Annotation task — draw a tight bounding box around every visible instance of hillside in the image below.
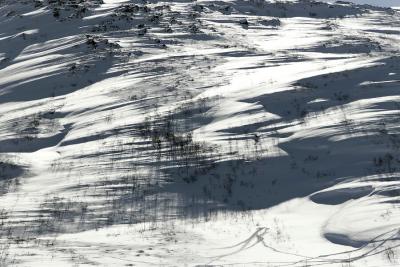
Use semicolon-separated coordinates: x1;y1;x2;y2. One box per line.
0;0;399;266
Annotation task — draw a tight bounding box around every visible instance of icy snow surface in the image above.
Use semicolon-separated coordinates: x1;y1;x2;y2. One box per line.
0;0;400;266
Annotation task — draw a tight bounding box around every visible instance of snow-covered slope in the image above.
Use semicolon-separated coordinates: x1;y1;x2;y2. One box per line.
0;0;399;266
322;0;399;8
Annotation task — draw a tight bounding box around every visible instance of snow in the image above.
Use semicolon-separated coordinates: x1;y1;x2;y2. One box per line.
0;0;399;266
322;1;400;8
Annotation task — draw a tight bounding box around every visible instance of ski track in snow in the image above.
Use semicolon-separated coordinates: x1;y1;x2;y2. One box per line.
0;0;400;266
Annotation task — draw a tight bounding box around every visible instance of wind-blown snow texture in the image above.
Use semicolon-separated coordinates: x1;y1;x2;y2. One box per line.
0;0;400;266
